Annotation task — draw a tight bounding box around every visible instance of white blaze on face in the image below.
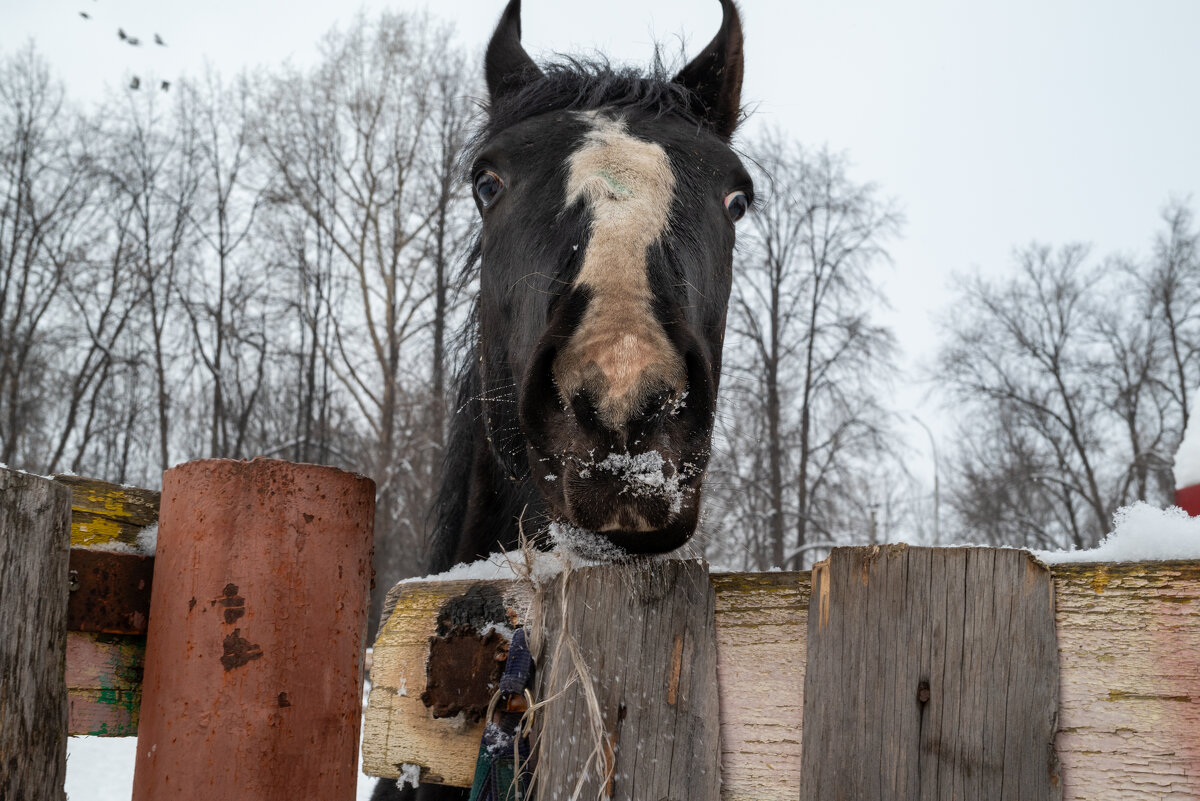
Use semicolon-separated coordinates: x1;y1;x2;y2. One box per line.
554;113;685;428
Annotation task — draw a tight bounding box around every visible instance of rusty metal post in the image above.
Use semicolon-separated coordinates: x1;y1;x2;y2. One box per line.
132;458;375;801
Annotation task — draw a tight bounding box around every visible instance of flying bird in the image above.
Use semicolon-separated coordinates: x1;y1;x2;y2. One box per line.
79;11;90;19
130;76;140;90
154;34;165;46
127;36;141;46
160;81;170;92
118;27;127;40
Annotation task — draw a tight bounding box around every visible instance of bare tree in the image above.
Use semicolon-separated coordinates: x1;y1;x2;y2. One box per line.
176;71;269;458
936;226;1195;549
708;131;901;570
1142;199;1200;435
258;12;476;624
0;46;95;467
99;82;200;473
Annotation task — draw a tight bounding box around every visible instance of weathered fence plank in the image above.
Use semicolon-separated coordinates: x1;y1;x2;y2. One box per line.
368;550;1200;798
711;572;808;801
533;560;721;801
363;568;810;794
0;467;73;801
1054;561;1200;800
800;546;1060;801
58;476;157;737
364;577;532;786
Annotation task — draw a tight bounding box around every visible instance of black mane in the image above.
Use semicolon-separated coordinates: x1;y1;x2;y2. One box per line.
468;57;706;164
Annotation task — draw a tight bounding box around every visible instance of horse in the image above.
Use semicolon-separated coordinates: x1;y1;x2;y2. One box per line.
376;0;749;797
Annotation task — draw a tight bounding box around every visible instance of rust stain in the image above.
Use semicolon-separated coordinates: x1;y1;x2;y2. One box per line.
217;583;246;624
220;629;263;671
1091;567;1113;595
667;633;683;706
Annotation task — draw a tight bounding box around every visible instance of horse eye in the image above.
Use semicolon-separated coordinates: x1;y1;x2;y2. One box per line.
724;190;749;223
474;170;504;208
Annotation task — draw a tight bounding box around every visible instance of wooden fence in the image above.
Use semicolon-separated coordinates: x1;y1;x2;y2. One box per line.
363;549;1200;800
2;462;1199;800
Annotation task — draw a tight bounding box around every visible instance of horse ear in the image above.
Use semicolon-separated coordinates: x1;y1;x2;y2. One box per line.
673;0;744;140
486;0;543;101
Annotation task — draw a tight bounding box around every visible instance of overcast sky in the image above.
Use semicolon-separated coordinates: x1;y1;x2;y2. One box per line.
4;0;1200;463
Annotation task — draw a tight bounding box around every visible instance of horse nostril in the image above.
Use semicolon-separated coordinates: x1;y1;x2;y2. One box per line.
637;389;673;422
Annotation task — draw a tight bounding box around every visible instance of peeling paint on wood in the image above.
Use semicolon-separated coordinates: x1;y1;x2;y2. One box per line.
59;477;158;738
54;475;159;528
362;578;533;786
65;631;145;736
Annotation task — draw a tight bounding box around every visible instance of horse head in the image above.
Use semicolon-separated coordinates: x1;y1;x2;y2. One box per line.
452;0;750;560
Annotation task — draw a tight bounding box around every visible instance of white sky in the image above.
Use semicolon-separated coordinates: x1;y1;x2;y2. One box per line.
4;0;1200;467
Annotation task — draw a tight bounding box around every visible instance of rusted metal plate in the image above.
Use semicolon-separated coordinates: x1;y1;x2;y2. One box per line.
67;548;154;634
420;584;513;720
422;630;508;720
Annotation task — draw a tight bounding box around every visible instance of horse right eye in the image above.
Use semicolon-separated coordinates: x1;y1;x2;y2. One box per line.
474;171;504;208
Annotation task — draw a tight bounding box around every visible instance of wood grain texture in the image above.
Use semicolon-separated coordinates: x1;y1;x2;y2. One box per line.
65;631;145;736
711;571;808;800
800;546;1060;801
365;556;1200;798
532;560;721;801
1053;561;1200;800
0;467;73;801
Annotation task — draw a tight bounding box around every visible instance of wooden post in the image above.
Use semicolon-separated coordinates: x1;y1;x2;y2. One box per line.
131;458;375;801
0;467;73;801
57;476;160;737
533;559;721;801
800;545;1060;801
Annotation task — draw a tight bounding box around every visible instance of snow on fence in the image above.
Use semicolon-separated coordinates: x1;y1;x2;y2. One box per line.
3;462;1200;800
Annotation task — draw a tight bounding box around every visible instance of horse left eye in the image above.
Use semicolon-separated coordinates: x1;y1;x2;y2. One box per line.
724;190;749;223
474;170;504;208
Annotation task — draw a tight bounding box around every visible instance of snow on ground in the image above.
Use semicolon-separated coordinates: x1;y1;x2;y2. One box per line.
1033;501;1200;563
1175;402;1200;489
66;725;383;800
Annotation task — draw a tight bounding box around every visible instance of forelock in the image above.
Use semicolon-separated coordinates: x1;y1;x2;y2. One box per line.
465;58;703;168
